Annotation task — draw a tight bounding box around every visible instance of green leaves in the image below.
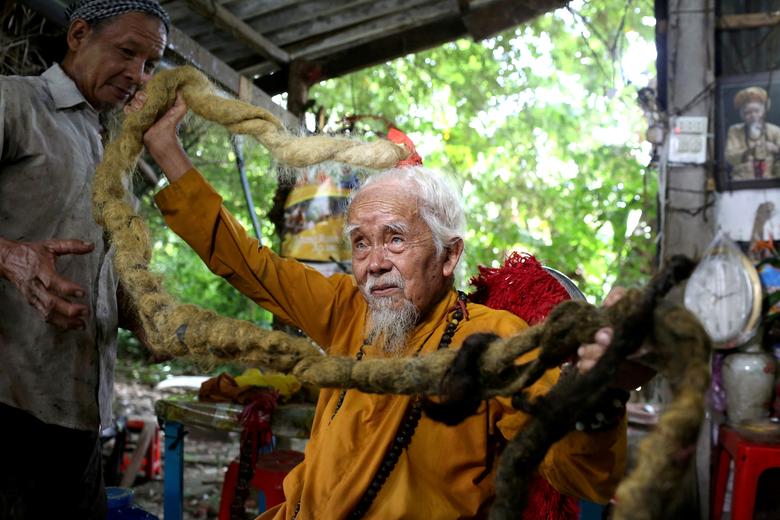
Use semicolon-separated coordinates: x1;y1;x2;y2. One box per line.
311;0;657;300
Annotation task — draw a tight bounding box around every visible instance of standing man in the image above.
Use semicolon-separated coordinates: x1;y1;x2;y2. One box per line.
0;1;169;517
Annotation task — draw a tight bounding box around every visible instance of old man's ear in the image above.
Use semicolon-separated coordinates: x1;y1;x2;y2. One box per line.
66;18;93;52
443;239;464;277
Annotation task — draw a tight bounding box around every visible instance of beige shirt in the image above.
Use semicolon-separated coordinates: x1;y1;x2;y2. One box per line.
0;64;118;430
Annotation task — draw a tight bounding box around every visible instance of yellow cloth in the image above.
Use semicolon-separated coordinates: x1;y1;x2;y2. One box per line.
155;169;626;520
234;368;301;400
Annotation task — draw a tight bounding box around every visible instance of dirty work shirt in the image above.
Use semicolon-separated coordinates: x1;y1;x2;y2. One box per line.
155;169;626;519
0;64;118;430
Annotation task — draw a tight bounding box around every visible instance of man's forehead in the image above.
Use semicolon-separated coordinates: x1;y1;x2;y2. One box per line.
100;12;167;53
66;0;170;33
347;217;410;235
348;192;421;227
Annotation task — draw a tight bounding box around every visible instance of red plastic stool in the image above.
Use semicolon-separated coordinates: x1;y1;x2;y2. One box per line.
120;417;162;480
712;425;780;519
219;450;304;519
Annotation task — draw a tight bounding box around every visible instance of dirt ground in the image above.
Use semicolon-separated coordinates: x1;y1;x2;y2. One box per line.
112;378;243;519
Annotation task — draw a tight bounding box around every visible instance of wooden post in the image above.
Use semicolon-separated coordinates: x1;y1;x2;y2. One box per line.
268;60;310;245
660;0;715;264
661;1;716;517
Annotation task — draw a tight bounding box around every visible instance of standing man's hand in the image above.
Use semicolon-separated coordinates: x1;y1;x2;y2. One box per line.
0;238;94;330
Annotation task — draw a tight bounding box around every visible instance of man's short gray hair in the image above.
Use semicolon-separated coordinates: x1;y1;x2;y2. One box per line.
348;166;466;257
65;0;171;33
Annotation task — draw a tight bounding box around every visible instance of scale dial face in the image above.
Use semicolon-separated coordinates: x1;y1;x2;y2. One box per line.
683;251;761;347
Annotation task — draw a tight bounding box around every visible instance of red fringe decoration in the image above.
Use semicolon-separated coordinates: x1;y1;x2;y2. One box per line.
523;475;581;520
469;252;571;325
470;251;579;520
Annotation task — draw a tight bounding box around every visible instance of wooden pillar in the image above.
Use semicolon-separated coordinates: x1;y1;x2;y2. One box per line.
659;0;716;264
287;60;311;121
660;1;716;516
268;60;310;246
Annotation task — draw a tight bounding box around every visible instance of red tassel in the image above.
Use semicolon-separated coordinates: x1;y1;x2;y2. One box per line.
468;252;571;325
387;127;423;166
523;475;580;520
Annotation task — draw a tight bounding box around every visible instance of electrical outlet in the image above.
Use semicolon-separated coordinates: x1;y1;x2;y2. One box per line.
673;116;708;134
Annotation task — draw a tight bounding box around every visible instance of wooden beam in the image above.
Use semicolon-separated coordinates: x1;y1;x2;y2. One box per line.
253;16;467;96
183;0;386;53
717;12;780;30
166;26;300;128
192;0;419;68
182;0;291;65
223;0;311;20
253;0;376;29
288;0;458;61
239;61;280;80
462;0;568;40
261;0;437;48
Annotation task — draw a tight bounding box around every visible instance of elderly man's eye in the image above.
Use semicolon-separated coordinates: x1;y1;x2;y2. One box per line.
387;236;405;251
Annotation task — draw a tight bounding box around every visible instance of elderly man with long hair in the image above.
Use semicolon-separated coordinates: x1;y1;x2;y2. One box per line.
121;87;650;518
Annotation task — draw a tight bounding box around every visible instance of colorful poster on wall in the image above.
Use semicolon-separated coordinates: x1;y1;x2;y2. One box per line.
281;165;358;267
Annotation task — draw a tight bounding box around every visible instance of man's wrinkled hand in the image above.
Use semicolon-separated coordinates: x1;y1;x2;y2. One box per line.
0;238;94;330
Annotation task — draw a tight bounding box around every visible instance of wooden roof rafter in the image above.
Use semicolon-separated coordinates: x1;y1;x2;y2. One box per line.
159;0;569;95
182;0;290;65
19;0;570;105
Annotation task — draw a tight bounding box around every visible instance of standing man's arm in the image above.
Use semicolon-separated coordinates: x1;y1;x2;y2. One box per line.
0;78;94;330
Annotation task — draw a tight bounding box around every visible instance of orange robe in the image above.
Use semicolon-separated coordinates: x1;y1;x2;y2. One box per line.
155;169;626;520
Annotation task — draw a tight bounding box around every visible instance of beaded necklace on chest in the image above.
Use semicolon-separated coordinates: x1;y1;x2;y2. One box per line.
292;291;469;520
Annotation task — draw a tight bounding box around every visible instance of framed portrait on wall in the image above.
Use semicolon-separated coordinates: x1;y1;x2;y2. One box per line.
717;72;780;190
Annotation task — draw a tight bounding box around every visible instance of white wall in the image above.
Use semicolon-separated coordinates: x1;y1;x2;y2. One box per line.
715;189;780;241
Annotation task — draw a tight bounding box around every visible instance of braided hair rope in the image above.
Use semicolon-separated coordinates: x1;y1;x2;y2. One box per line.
93;66;711;518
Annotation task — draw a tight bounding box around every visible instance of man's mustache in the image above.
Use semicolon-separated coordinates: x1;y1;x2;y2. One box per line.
365;273;405;293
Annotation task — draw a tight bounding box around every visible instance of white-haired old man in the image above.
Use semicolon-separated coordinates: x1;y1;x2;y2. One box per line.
127;93;648;519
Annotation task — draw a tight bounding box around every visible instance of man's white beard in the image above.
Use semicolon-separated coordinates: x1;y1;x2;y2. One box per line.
363;275;419;355
748;122;764;140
